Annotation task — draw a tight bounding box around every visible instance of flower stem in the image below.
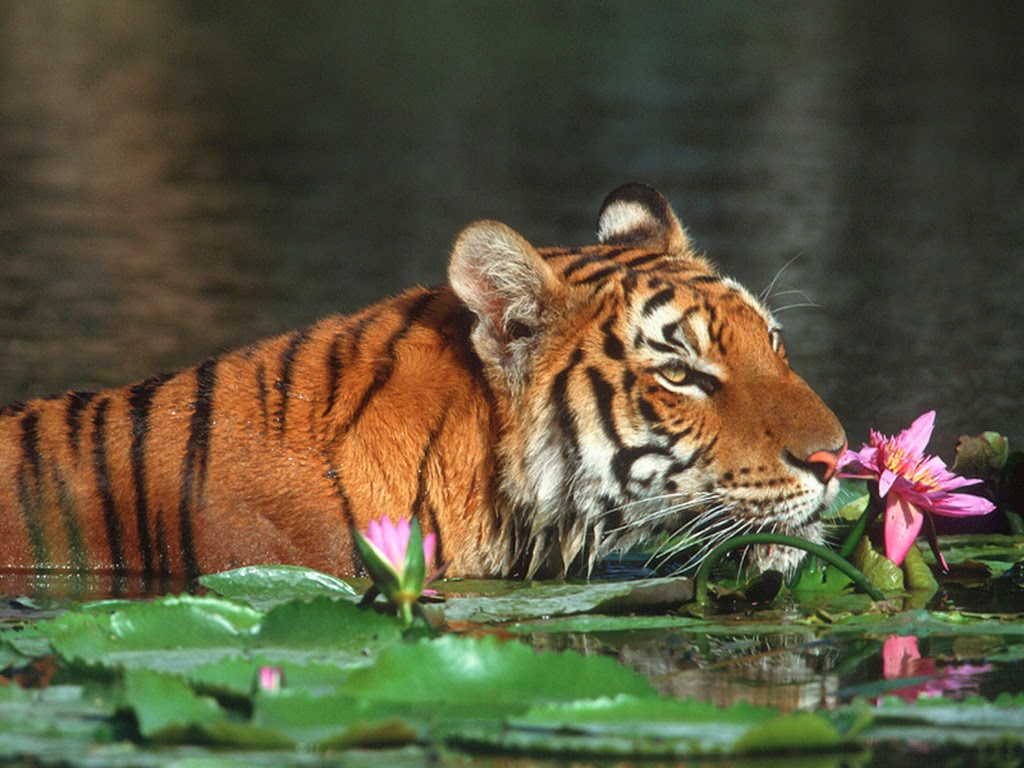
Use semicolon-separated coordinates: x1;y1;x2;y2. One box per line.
693;533;887;607
838;497;879;560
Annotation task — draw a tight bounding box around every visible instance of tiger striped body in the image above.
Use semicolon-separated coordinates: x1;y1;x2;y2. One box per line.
0;185;846;586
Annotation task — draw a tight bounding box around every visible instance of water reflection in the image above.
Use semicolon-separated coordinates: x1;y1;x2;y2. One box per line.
0;2;1020;453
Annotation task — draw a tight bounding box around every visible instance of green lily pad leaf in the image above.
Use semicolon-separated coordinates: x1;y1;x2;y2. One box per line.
252;597;402;664
124;668;291;748
455;695;845;757
200;565;358;610
902;542;939;594
250;635;657;747
124;668;226;740
442;577;692;623
254;689;424;747
48;596;262;672
187;655;357;699
342;634;656;714
864;694;1024;745
732;711;842;753
851;537;904;592
823;479;870;522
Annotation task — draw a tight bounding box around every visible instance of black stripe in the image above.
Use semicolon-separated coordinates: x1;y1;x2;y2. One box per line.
559;246;632;279
275;327;313;434
600;317;625;360
410;399;453;566
638;396;659;424
643;336;678;355
550;350;585;541
65;390;97;454
612;444;673;490
687;274;721;285
585;367;620;446
322;332;346;417
707;303;726;354
179;359;218;584
91;397;126;582
255;362;269;432
622;251;663;270
641;287;675;316
128;373;173;583
17;411;48;567
322;311;375;418
552;348;584;447
561;254;603;279
51;466;88;573
577;264;620;284
340;292;437;435
2;401;27;418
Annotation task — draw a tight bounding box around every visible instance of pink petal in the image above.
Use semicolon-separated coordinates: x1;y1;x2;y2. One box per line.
878;468;900;496
885;494;925;566
366;518;381;547
899;411;936;456
924;492;996;518
379;518;407;569
422;532;437;571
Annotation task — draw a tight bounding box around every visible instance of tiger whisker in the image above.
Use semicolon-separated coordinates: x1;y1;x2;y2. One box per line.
772;301;820;314
759;253;804;303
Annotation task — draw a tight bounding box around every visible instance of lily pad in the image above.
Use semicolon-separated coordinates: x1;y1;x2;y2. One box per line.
441;577;692;623
200;565;357;610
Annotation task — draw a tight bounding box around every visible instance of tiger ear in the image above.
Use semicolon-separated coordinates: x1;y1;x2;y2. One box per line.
449;220;561;381
596;183;690;254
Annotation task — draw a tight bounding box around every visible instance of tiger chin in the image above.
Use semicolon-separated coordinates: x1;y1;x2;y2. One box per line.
0;183;845;587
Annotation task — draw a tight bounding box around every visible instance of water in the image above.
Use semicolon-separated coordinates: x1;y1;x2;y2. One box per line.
1;2;1021;452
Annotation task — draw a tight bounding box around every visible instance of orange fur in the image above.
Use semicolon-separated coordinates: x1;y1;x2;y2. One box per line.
0;184;845;586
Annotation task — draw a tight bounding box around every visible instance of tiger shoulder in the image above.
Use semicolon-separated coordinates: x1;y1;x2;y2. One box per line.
0;183;846;587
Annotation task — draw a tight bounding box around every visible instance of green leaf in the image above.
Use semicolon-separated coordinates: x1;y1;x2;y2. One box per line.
200;565;357;610
453;695;845;757
442;577;692;623
732;711;842;753
253;597;402;664
48;596;261;673
342;634;655;714
851;537;904;592
824;479;870;522
124;668;226;740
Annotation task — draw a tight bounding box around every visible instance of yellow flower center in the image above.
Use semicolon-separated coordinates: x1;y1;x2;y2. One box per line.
881;440;941;491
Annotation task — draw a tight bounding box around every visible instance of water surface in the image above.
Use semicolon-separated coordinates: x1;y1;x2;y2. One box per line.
1;2;1021;452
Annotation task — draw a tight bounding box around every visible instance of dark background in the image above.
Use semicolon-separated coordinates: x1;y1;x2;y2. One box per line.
1;1;1021;454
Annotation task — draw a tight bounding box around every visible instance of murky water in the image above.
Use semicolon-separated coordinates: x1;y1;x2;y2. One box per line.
1;1;1021;453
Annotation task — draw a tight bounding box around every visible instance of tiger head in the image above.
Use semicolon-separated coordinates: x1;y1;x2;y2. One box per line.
450;184;846;578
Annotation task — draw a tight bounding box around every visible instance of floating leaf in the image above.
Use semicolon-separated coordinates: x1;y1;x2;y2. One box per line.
48;596;261;673
442;577;692;623
200;565;357;610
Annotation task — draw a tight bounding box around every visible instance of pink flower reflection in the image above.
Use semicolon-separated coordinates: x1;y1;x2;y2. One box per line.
881;635;990;703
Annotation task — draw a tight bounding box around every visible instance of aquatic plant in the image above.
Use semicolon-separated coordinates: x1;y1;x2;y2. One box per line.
838;411;995;567
352;516;443;626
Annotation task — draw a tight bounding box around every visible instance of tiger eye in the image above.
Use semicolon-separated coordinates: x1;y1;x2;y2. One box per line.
659;365;689;385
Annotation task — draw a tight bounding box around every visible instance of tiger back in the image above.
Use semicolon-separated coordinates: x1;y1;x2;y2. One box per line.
0;184;846;587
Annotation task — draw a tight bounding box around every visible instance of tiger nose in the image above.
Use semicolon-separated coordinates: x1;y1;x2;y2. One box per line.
804;444;846;483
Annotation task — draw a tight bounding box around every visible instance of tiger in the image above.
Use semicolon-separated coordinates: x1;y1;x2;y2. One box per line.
0;184;846;590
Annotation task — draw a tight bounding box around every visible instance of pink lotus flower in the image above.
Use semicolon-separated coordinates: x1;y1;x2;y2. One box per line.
838;411;995;567
352;516;443;626
257;665;284;693
363;516;437;579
